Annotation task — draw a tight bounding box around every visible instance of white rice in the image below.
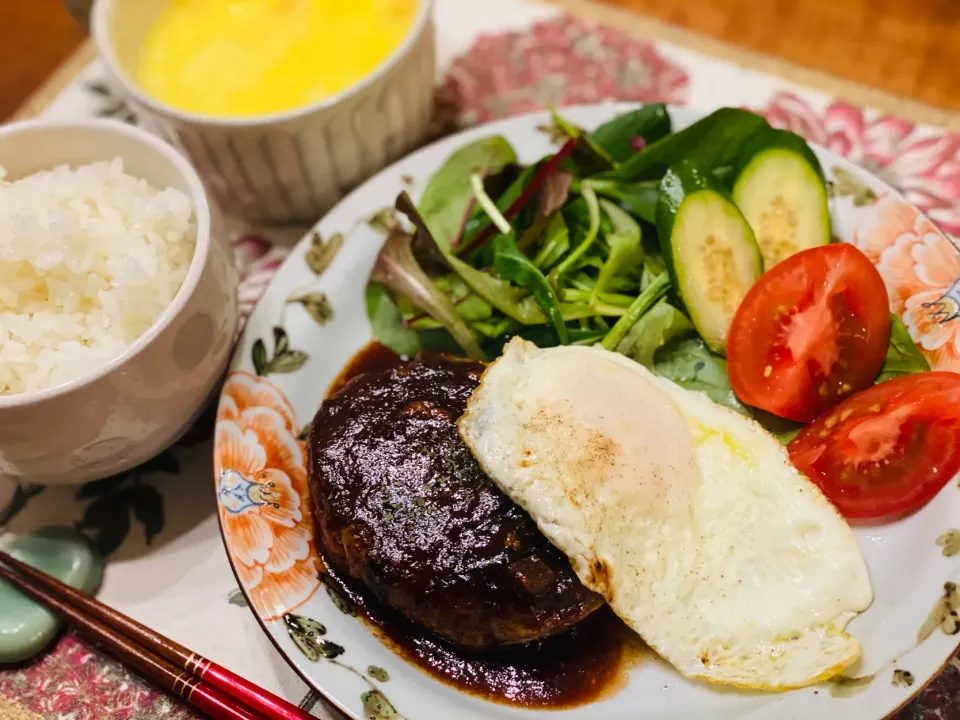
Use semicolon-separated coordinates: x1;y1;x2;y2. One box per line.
0;158;196;396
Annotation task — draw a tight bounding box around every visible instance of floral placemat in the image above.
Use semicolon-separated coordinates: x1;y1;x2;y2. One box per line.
2;2;960;718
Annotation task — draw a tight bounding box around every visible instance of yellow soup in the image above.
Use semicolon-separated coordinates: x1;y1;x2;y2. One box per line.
137;0;418;118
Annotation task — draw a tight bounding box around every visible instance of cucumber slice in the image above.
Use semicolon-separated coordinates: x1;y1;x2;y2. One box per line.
732;128;830;269
658;162;762;355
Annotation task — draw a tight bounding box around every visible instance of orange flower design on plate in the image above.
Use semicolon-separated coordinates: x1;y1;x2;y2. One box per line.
855;196;960;373
215;371;321;620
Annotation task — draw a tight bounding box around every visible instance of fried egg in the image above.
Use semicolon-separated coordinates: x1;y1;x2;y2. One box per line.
458;338;873;690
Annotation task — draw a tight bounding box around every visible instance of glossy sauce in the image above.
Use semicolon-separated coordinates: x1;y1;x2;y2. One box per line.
326;341;405;396
320;342;642;709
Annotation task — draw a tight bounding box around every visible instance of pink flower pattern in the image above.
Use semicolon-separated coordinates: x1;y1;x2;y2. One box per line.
232;234;290;321
439;17;689;126
759;92;960;236
0;635;196;719
852;195;960;374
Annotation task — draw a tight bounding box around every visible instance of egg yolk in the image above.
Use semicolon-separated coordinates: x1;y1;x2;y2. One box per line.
136;0;417;118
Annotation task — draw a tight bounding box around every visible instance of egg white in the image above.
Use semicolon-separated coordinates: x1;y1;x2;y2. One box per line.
458;338;873;691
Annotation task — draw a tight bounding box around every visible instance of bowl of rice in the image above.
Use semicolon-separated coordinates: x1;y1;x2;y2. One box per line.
0;119;237;488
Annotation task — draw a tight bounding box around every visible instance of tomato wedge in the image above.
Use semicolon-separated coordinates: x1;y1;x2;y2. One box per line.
728;244;890;422
788;372;960;519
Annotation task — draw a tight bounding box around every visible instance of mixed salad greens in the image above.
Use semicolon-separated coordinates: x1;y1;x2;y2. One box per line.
365;105;930;443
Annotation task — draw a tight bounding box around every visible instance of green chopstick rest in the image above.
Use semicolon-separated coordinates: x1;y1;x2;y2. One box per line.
0;526;103;664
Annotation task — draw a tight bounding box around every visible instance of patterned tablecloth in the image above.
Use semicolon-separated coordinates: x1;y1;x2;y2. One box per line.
2;1;960;717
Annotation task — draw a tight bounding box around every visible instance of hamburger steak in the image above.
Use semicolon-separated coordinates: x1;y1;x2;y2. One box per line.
308;353;603;650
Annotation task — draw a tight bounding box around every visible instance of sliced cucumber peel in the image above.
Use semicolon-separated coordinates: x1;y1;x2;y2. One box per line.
732;128;831;269
657;161;762;355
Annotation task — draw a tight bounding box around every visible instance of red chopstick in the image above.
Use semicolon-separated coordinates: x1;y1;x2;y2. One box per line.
0;550;314;720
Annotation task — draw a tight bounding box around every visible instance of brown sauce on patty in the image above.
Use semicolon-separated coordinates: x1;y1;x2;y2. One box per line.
312;342;643;709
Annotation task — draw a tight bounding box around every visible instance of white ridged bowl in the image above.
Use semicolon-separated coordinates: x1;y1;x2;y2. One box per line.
90;0;436;224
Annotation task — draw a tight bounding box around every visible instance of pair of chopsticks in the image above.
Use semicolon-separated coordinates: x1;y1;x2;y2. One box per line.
0;551;315;720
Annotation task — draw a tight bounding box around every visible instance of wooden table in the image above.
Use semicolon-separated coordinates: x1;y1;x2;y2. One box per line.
0;0;84;121
598;0;960;112
2;0;959;121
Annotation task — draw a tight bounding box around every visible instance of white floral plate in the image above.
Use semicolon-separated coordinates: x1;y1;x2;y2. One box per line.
213;104;960;720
